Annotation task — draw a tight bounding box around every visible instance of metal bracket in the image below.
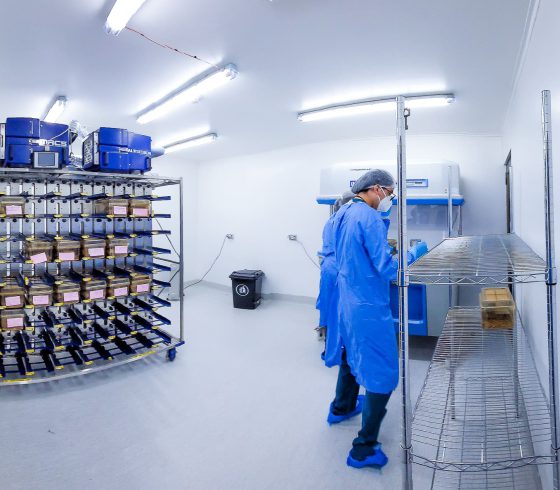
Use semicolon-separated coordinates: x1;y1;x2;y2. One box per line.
404;108;411;130
547;267;558;285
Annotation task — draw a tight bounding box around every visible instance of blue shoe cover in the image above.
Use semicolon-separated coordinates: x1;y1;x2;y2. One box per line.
327;394;364;425
346;445;388;469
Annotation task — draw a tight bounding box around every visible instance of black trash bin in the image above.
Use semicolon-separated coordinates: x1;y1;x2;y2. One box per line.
229;270;264;309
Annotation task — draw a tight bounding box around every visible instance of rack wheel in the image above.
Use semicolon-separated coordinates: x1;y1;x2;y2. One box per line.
167;348;177;362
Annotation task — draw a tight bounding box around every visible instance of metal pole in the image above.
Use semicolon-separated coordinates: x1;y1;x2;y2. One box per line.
542;89;560;490
179;177;185;342
447;165;453;308
447;166;457;420
447;165;453;239
397;96;413;490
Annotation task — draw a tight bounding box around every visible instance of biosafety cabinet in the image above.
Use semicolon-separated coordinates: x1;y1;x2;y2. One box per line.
317;161;464;337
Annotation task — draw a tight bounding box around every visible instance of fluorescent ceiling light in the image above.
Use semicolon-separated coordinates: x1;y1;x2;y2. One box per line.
298;94;455;122
43;96;67;123
406;95;455;108
137;64;238;124
299;100;394;122
163;133;217;153
105;0;147;35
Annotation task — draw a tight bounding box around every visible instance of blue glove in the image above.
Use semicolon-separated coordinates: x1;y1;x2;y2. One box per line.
416;241;428;258
407;241;428;264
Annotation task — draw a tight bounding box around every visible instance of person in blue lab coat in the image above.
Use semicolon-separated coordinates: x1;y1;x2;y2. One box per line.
326;169;426;469
316;191;355;366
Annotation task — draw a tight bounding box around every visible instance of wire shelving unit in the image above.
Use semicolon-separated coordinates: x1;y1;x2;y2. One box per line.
0;168;185;385
398;91;560;489
412;308;552;479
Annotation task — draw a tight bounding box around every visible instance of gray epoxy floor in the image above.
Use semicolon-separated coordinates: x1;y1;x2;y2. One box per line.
0;284;435;490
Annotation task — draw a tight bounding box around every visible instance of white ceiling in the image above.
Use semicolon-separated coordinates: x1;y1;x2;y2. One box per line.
0;0;530;162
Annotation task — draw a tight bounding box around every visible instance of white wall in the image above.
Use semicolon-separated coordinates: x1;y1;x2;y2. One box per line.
151;155;199;282
502;1;560;488
186;134;505;298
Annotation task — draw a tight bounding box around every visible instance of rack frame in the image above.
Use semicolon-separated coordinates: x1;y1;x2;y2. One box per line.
0;168;184;385
398;90;560;489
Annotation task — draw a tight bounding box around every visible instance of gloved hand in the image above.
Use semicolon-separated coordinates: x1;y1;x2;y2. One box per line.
407;241;428;264
415;241;428;258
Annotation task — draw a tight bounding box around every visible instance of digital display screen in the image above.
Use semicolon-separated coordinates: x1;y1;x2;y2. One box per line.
34;152;57;167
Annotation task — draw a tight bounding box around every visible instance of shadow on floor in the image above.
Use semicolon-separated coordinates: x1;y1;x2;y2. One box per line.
409;335;437;362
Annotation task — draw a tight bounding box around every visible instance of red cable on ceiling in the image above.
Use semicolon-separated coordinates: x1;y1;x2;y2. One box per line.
125;26;219;69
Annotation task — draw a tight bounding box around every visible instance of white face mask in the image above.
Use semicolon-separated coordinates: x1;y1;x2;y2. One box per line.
377;187;393;213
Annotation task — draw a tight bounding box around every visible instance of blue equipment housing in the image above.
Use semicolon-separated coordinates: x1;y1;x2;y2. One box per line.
390;283;428;336
0;118;70;168
83;127;152;174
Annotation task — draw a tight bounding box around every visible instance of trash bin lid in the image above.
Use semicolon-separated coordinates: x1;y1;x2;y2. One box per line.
229;269;264;280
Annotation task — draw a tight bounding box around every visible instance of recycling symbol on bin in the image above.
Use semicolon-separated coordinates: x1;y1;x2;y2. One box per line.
235;284;250;297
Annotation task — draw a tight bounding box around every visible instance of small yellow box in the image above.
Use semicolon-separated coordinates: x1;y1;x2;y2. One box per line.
480;288;515;329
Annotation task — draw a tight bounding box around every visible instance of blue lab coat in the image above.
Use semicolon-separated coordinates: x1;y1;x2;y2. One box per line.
333;199;399;394
317;211;344;367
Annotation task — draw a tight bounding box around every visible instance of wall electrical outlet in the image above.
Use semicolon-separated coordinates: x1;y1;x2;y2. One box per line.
288;234;297;241
226;234;234;239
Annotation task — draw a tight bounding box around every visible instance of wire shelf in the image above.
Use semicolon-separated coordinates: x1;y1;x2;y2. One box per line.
0;330;183;385
408;234;547;285
412;308;553;476
429;465;542;490
0;168;180;187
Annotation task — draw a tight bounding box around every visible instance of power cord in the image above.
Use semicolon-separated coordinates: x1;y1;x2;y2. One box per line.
184;235;229;290
155;218;180;258
159;234;229;295
160;268;180;295
49;127;70;140
294;238;320;270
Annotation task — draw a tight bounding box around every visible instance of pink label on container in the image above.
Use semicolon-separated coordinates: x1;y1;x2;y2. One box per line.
115;245;128;254
63;291;79;302
133;207;149;217
7;317;23;328
113;206;128;215
33;295;50;306
59;252;76;261
90;289;105;300
136;283;150;292
88;247;105;257
31;252;47;264
114;287;128;297
5;296;21;307
5;205;22;215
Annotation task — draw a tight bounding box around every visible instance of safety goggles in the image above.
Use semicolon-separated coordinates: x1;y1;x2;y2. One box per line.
380;186;396;201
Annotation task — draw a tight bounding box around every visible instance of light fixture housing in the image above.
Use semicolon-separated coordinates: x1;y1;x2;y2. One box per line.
137;64;238;124
43;96;67;123
298;93;455;122
163;133;217;153
105;0;147;35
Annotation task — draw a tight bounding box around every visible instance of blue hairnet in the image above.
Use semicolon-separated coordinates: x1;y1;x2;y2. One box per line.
351;169;396;194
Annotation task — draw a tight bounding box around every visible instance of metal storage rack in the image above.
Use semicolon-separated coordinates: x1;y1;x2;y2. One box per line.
398;91;560;489
0;168;184;384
